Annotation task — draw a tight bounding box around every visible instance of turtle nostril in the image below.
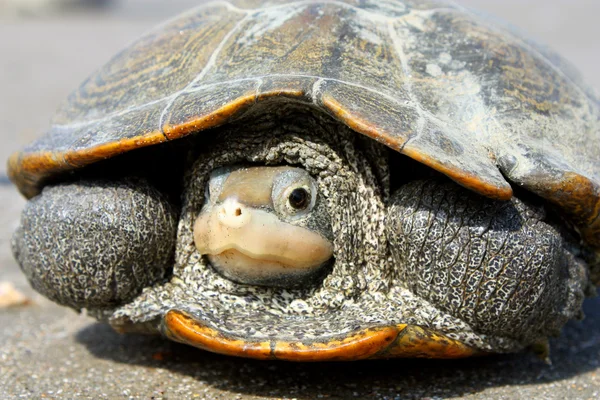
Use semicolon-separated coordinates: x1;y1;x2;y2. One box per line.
220;205;242;217
217;198;251;228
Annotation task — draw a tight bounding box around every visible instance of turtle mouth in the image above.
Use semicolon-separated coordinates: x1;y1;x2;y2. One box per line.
205;249;332;287
209;248;307;273
193;198;334;286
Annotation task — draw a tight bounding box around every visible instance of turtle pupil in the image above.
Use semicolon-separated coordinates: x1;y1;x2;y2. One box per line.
288;188;310;210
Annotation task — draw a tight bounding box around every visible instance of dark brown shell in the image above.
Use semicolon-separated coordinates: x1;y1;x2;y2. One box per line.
8;0;600;246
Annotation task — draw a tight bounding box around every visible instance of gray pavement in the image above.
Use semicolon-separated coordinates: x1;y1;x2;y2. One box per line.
1;1;600;399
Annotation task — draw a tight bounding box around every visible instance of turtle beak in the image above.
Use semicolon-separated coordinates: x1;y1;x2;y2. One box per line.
192;197;333;286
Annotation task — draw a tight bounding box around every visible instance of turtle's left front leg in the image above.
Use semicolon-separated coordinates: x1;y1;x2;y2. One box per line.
385;180;589;348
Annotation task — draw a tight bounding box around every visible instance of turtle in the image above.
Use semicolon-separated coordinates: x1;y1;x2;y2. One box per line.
8;0;600;361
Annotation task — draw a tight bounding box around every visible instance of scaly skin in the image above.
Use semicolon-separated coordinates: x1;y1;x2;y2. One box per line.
12;179;178;309
388;180;589;346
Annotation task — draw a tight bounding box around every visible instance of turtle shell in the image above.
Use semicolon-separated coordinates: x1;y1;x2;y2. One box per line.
8;0;600;250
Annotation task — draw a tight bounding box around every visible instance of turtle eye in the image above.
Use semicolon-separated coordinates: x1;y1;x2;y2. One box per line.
272;169;318;220
288;188;311;210
280;183;315;218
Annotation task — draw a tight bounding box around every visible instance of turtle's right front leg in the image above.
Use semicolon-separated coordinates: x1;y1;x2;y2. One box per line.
12;179;178;311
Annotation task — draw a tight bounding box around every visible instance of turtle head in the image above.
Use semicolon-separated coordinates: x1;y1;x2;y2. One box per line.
193;166;333;287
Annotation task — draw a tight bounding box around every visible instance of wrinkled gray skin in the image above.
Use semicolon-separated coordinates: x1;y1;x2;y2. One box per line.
12;106;591;353
388;180;588;340
12;180;178;309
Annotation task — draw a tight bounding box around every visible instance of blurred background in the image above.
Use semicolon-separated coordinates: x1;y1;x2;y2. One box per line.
1;1;599;399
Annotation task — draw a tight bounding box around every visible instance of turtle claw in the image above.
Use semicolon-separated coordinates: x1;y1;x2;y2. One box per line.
530;338;552;365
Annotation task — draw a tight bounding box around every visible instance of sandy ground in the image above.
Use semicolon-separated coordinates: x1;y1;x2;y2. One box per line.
1;1;600;399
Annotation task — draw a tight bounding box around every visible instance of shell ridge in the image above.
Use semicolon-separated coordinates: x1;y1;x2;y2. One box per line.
387;19;426;140
173;76;428;118
386;13;512;195
448;0;595;107
158;11;255;132
253;77;265;104
237;1;457;22
52;74;429;130
50;97;175;131
311;78;326;105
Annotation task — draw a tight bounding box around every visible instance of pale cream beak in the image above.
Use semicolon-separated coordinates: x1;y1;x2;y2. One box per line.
193;198;333;285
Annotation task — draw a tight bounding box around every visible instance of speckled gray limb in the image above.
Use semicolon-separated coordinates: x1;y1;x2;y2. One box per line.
387;180;589;345
11;179;178;310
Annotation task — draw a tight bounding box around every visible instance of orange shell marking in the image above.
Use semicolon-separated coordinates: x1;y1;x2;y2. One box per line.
322;95;513;201
163;310;477;361
384;325;477;358
535;171;600;249
401;147;513;201
8;132;167;199
10;90;513;202
162;94;259;140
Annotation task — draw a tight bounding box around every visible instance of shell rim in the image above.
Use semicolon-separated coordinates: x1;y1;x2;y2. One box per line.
161;309;479;361
8;91;513;201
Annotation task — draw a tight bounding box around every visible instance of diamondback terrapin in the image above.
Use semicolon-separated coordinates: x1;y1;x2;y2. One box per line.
9;0;600;360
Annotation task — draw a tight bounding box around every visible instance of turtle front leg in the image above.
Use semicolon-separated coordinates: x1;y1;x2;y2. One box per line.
385;180;590;349
12;179;178;312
